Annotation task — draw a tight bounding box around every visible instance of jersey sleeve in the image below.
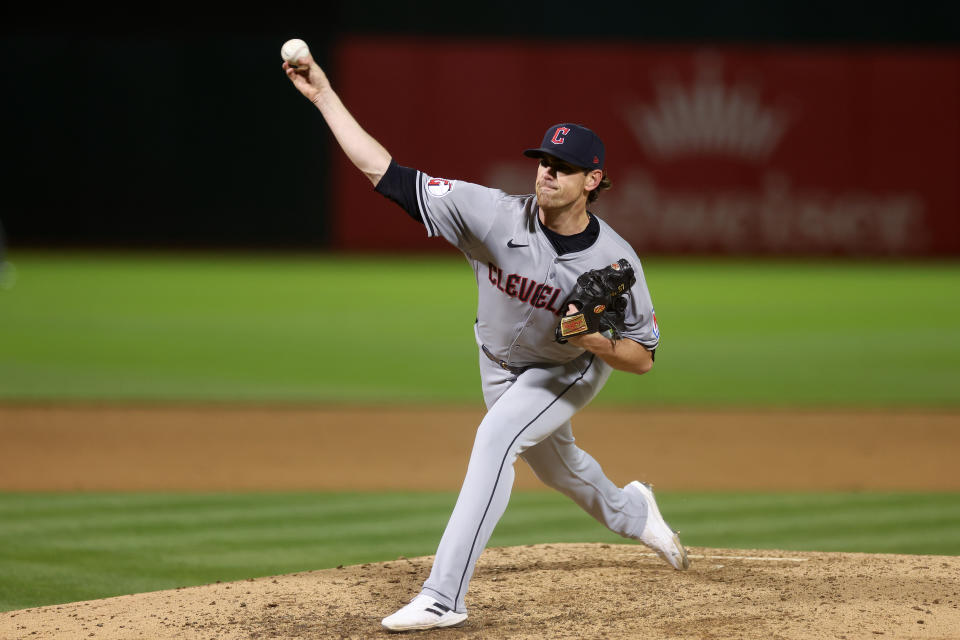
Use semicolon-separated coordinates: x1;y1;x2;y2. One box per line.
374;159;423;225
620;263;660;351
413;173;502;251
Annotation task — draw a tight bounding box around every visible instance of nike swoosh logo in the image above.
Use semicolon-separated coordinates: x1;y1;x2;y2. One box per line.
507;239;529;248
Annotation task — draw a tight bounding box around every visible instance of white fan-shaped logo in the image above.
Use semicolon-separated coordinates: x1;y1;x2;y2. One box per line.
626;55;791;161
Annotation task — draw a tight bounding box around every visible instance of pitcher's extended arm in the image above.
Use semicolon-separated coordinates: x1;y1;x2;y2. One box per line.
283;52;390;185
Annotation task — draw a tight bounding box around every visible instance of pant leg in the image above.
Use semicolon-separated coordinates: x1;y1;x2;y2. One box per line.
421;351;611;613
520;423;647;539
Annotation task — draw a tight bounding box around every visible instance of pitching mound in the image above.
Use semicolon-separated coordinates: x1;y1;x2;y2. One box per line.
2;544;957;639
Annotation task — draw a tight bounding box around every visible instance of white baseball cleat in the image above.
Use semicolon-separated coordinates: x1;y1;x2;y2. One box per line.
381;594;468;632
626;481;690;571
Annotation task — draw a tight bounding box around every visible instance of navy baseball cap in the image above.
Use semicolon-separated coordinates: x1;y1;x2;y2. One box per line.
523;123;605;171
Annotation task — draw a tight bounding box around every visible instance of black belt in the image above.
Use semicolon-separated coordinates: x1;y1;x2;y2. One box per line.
482;345;529;375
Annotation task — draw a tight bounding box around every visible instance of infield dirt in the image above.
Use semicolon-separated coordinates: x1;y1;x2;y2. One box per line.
1;406;959;491
1;406;959;639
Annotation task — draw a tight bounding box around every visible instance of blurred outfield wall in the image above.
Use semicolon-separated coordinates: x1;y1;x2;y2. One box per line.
2;6;958;255
332;40;960;256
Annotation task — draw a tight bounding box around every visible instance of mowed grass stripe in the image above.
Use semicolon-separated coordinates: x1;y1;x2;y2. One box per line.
1;491;959;612
0;494;473;526
0;519;450;552
671;492;957;515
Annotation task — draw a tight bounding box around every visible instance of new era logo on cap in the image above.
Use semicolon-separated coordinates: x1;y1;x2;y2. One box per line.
524;123;605;170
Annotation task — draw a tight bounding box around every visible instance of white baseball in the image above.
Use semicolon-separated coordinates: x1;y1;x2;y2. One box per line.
281;38;310;66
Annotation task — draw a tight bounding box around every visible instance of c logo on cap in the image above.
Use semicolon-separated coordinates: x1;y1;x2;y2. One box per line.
550;127;571;145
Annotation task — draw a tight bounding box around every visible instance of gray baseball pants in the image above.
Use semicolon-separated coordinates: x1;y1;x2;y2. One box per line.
420;348;650;613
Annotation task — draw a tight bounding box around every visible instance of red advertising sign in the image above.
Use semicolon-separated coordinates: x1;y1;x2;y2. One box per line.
331;39;960;255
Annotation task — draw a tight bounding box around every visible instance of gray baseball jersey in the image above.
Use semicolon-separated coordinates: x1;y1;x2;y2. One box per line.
415;175;659;365
380;168;662;615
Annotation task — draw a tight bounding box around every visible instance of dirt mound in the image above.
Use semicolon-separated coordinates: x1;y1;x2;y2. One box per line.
2;544;958;639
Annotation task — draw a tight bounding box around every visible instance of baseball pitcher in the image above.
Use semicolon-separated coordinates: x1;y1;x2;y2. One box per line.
283;46;689;633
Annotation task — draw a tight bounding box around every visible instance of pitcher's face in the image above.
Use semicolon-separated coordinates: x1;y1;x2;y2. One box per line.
535;155;599;211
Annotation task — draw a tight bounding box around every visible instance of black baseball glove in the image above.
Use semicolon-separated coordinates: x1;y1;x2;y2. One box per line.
555;258;637;344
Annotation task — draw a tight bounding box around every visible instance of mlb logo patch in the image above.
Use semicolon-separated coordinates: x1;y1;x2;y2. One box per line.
427;177;454;197
652;310;660;339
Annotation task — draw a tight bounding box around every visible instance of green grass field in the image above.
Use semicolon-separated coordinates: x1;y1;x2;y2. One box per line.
2;491;958;612
1;251;959;612
1;251;958;406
